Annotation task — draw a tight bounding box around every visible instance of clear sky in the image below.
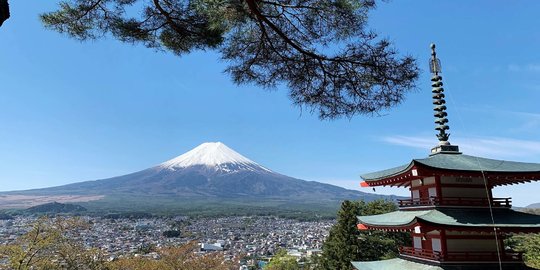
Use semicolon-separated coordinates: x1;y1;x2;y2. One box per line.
2;1;540;206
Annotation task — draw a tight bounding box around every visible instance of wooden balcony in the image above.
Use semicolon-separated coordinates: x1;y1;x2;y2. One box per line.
399;246;442;261
398;197;511;208
399;246;523;262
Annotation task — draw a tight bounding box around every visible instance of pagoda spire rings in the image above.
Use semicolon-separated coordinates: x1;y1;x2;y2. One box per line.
430;44;450;144
429;44;459;155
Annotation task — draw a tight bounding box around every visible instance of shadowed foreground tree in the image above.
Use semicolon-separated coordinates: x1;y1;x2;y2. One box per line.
0;0;9;26
0;216;108;270
317;199;410;270
0;217;238;270
40;0;418;119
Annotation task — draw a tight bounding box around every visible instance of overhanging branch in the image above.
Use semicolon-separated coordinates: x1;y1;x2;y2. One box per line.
0;0;10;27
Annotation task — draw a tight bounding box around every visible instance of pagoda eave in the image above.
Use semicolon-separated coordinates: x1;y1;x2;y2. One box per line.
358;220;540;234
353;258;535;270
357;209;540;234
413;166;540;187
417;221;540;234
357;222;416;232
361;154;540;187
360;170;421;187
361;163;540;188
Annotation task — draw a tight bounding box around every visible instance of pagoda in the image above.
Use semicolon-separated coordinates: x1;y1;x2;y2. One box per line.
352;44;540;270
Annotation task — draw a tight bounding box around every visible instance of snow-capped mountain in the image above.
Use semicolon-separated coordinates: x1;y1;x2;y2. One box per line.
157;142;271;174
11;142;390;206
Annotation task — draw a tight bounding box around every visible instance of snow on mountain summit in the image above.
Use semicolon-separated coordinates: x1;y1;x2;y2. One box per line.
158;142;271;173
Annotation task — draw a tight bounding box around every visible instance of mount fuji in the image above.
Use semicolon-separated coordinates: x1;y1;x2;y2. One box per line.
5;142;393;214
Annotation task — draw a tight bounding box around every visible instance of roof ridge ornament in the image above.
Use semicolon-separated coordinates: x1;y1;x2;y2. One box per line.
429;44;460;155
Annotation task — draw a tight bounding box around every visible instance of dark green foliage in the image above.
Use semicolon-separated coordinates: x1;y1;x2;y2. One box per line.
40;0;418;119
72;194;389;220
162;230;181;238
356;200;410;260
318;200;361;270
137;243;156;254
0;0;8;27
104;211;154;219
317;199;410;270
507;233;540;269
25;202;87;214
265;249;300;270
507;208;540;269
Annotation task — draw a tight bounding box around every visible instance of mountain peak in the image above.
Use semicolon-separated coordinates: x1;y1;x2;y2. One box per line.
7;142;382;209
157;142;271;173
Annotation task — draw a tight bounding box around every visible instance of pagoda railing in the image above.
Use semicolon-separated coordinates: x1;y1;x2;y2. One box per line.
398;198;433;207
398;197;511;208
399;246;523;262
399;246;442;261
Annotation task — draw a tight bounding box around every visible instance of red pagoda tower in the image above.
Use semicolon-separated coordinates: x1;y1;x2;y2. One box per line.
353;44;540;270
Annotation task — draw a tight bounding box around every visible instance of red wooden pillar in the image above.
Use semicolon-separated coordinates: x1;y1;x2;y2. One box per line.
435;175;442;200
440;229;448;261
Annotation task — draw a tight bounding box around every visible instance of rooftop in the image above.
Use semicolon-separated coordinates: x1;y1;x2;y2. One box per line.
357;208;540;232
361;153;540;183
352;258;443;270
352;258;535;270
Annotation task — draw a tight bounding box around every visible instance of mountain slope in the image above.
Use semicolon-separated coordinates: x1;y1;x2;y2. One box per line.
526;203;540;209
7;142;393;212
26;202;87;214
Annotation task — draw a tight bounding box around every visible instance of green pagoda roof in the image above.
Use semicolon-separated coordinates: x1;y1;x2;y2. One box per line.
352;258;443;270
361;153;540;181
357;208;540;230
352;258;537;270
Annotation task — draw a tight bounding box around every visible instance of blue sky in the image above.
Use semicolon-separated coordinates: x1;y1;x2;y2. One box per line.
2;1;540;206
